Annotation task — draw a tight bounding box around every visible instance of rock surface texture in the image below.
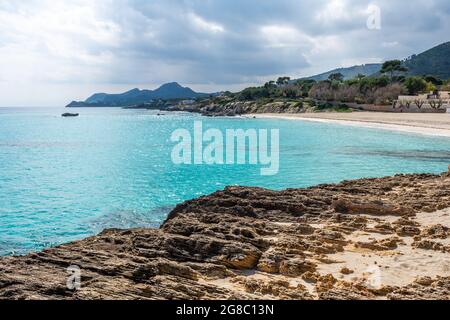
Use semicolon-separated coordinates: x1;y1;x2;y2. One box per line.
1;173;450;300
168;100;311;117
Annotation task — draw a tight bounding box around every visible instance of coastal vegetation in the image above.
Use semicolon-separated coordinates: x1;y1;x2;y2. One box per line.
235;77;315;101
67;41;450;114
182;42;450;114
203;62;448;114
302;63;382;82
307;73;402;105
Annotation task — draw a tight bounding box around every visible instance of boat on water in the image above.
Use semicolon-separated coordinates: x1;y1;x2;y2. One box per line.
61;113;79;117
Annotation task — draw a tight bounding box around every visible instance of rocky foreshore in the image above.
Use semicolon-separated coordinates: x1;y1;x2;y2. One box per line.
167;100;311;117
1;172;450;300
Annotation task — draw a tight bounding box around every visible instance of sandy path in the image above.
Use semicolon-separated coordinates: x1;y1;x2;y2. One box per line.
249;112;450;137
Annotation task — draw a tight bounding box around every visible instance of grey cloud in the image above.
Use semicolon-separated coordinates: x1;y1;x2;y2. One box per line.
100;0;450;84
0;0;449;106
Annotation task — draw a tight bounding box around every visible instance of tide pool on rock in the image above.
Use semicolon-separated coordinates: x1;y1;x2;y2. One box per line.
1;107;450;256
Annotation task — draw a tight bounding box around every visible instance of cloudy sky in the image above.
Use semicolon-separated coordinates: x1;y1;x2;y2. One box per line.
0;0;449;106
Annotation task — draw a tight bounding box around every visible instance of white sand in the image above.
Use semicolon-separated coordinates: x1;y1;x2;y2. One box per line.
317;243;450;287
200;209;450;298
249;112;450;137
318;208;450;288
416;209;450;228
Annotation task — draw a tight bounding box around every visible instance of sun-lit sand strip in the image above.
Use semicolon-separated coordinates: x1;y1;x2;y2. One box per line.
249;112;450;137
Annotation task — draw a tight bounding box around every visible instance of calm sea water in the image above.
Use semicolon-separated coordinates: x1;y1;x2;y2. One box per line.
1;107;450;255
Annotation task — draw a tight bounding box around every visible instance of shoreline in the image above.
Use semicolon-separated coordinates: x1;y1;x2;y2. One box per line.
248;112;450;138
1;172;450;300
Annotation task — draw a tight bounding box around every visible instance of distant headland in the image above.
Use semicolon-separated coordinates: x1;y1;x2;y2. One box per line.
67;42;450;112
66;82;212;108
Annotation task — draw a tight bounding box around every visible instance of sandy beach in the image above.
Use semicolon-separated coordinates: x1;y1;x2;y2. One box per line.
250;112;450;137
2;173;449;300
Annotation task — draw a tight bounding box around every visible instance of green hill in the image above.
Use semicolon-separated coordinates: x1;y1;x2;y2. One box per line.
403;41;450;80
302;63;382;81
300;41;450;82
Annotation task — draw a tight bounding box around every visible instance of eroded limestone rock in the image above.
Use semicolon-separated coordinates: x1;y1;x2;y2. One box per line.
1;173;449;300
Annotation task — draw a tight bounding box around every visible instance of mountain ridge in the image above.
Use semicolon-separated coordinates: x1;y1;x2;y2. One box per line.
301;63;383;81
403;41;450;79
67;82;209;108
299;41;450;81
67;42;450;108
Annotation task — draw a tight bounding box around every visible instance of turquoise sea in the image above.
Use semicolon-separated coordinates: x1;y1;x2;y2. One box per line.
1;107;450;256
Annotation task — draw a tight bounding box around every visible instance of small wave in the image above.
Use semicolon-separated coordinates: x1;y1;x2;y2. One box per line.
0;141;83;148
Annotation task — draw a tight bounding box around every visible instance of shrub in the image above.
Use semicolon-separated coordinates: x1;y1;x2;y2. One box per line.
308;76;402;105
404;77;428;95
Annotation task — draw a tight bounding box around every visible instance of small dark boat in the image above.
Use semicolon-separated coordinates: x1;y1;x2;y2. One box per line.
62;113;79;117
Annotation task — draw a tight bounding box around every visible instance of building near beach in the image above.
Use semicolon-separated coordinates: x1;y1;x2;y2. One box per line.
395;91;450;112
398;91;450;101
